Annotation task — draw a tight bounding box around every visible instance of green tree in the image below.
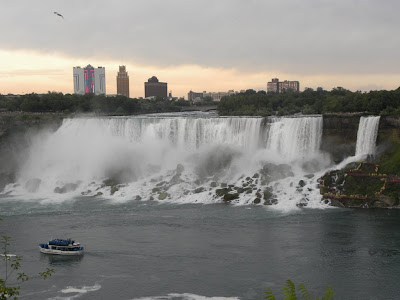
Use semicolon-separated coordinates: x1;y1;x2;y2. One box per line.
265;279;334;300
1;227;54;299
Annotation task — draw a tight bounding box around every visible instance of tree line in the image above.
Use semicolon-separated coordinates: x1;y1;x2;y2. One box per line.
0;93;190;115
2;87;400;116
217;87;400;116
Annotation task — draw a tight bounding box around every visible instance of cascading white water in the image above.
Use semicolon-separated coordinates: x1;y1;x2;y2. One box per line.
2;114;331;209
266;116;323;161
355;116;381;156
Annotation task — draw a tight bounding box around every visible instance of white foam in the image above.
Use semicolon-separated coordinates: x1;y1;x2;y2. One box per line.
47;283;101;300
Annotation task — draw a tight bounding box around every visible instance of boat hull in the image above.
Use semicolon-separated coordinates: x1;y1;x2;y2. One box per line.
39;247;84;256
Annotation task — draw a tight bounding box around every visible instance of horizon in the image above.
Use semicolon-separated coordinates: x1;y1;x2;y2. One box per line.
1;0;400;97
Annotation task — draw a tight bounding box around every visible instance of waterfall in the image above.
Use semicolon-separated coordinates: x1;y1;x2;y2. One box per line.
266;116;323;161
355;116;380;156
2;114;329;209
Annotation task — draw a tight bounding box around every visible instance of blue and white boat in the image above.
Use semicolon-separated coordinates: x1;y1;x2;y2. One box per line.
39;239;84;256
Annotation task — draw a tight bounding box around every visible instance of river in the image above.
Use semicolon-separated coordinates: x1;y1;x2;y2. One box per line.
1;200;400;299
0;114;390;299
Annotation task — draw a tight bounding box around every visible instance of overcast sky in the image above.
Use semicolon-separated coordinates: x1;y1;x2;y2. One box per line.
1;0;399;97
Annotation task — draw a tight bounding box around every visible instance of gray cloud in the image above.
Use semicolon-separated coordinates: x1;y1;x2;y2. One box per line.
1;0;400;75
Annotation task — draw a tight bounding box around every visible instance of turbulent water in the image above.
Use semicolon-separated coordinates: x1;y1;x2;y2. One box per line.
0;113;381;209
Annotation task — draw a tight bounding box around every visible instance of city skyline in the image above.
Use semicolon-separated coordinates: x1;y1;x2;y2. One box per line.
1;0;400;97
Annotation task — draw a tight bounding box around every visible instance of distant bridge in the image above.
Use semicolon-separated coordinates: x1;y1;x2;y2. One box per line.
180;105;218;112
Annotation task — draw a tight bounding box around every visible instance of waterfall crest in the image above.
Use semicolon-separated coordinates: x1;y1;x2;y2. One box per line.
355;116;380;156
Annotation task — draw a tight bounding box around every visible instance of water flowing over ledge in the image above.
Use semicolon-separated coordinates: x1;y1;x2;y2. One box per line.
355;116;381;156
0;114;381;210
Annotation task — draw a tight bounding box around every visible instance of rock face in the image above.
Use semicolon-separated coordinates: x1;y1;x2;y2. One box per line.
319;161;400;208
322;115;400;163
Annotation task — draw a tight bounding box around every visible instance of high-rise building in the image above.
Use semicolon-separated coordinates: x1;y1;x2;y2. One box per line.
116;65;130;98
73;65;106;95
267;78;299;93
267;78;280;93
144;76;167;98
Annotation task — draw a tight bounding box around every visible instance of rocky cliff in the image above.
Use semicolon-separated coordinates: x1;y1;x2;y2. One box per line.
0;113;64;190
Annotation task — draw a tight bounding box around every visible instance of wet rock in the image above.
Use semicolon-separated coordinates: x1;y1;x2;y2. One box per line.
329;199;345;208
149;196;154;200
375;195;395;207
304;174;314;179
210;182;218;188
158;192;168;200
54;183;79;194
372;201;385;208
176;164;185;174
152;187;160;193
264;199;277;205
220;183;227;188
296;201;307;208
263;188;273;201
216;188;229;197
135;195;142;200
95;192;103;196
234;187;244;193
298;180;306;187
110;186;119;195
194;187;205;193
103;178;118;187
156;181;166;187
253;198;261;204
252;173;259;178
223;193;239;202
81;190;92;195
170;174;183;185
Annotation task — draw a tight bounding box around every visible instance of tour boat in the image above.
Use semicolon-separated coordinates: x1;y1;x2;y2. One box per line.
39;239;84;256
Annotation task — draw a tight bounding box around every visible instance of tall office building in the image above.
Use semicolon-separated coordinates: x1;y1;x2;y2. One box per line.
144;76;167;98
73;65;106;95
116;65;130;98
267;78;300;93
267;78;280;93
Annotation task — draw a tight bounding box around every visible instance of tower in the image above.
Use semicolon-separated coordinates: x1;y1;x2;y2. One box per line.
116;65;130;98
